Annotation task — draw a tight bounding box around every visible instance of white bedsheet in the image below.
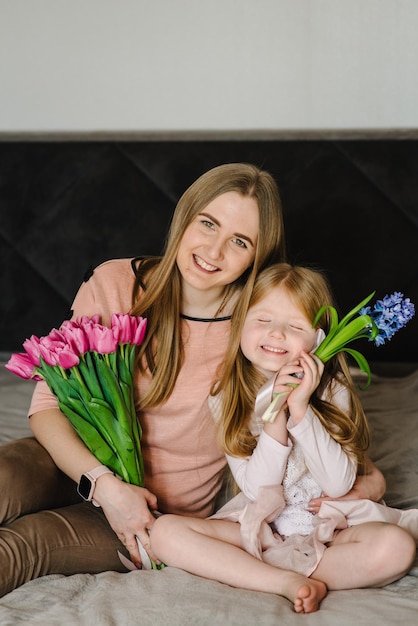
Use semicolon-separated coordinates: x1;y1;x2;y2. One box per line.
1;355;417;625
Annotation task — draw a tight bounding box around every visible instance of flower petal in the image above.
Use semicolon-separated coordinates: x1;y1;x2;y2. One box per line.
5;353;37;379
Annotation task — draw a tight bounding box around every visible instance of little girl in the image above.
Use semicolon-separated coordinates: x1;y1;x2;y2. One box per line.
150;263;416;614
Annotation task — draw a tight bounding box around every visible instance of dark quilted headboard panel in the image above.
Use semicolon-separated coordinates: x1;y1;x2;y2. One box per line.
1;140;417;362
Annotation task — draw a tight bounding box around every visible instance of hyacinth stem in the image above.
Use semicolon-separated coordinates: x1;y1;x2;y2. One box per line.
313;292;379;388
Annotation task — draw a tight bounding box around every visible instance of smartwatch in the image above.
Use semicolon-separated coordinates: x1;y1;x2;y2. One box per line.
77;465;114;506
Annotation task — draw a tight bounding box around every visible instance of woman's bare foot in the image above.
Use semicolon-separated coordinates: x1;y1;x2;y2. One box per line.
282;574;327;613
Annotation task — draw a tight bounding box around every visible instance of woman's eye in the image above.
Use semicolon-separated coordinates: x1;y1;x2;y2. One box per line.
233;237;247;249
201;219;215;229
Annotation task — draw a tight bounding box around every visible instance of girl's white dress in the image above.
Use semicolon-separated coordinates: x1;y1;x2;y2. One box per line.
210;383;418;576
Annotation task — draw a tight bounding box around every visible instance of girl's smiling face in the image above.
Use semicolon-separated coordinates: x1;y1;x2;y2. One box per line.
240;284;318;374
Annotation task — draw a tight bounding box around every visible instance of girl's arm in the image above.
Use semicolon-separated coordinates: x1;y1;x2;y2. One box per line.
279;352;357;497
288;407;357;498
210;389;291;501
226;408;292;501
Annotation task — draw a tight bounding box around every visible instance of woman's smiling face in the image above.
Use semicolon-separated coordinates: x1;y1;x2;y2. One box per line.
240;284;318;374
176;191;259;296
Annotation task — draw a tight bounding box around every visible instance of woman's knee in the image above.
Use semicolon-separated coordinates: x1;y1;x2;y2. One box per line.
0;503;125;597
0;438;79;524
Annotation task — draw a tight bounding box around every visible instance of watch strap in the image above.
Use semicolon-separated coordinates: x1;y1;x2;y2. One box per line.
86;465;114;482
79;465;114;506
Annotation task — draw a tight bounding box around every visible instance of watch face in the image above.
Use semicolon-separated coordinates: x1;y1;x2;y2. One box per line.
77;474;93;500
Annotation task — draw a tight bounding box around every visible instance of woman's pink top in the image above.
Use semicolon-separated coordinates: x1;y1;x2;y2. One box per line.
29;259;229;517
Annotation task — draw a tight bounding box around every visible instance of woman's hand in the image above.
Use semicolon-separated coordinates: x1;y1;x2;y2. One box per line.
307;460;386;514
92;474;161;569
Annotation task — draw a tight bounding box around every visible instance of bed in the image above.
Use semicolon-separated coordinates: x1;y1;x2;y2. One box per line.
0;354;417;625
0;139;417;623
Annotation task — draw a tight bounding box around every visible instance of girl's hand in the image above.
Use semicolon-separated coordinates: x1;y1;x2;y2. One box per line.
93;474;161;568
272;361;304;396
285;352;324;424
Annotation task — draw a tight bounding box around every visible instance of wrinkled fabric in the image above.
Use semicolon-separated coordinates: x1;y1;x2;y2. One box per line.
213;486;418;576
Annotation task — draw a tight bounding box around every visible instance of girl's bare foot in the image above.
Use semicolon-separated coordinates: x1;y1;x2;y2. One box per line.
282;574;327;613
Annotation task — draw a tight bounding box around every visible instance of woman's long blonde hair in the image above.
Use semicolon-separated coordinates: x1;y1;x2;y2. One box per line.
130;163;286;409
215;263;370;473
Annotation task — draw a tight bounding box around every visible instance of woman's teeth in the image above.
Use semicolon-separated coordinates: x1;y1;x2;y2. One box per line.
194;255;218;272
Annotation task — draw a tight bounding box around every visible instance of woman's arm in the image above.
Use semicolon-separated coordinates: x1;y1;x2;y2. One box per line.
307;458;386;514
30;408;160;568
355;458;386;500
30;408;105;483
26;260;163;567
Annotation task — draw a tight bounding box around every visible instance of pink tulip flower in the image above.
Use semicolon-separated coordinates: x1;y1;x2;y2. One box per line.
87;325;118;354
132;317;147;345
76;315;100;327
4;311;151;501
39;342;80;368
60;321;89;356
111;313;135;344
5;352;38;380
46;328;66;343
22;335;42;367
55;346;81;369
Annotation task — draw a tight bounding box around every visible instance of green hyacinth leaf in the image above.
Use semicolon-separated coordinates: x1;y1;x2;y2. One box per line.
336;292;375;331
315;316;374;363
342;348;372;389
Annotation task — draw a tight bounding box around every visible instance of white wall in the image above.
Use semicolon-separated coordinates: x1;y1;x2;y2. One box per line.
0;0;417;134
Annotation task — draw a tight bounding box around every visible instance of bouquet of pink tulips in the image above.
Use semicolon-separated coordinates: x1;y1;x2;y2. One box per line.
6;314;147;485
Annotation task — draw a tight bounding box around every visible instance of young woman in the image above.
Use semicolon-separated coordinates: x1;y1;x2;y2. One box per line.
0;163;286;597
149;263;416;614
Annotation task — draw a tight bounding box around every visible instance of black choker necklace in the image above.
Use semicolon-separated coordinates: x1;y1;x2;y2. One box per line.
180;313;232;322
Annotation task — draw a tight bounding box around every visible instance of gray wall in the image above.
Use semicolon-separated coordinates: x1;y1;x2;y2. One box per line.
1;0;417;134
